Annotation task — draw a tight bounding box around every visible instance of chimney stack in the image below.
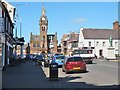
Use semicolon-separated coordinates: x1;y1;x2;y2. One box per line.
113;21;119;30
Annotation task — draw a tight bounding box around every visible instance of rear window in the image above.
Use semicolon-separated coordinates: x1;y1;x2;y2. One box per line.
67;57;83;62
56;56;65;59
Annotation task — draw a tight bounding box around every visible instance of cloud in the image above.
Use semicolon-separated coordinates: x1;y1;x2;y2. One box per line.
73;18;86;24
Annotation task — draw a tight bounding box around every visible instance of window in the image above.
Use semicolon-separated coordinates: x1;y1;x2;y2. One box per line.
103;42;105;46
72;42;78;48
96;42;99;46
64;48;67;55
8;22;10;34
67;57;83;62
10;27;13;35
115;42;117;47
42;44;45;48
33;43;36;47
56;56;65;59
37;43;40;47
6;17;8;31
42;26;45;31
64;41;67;46
89;42;91;47
43;36;45;41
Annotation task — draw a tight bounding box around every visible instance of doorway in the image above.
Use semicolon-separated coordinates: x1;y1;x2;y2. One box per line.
99;50;103;58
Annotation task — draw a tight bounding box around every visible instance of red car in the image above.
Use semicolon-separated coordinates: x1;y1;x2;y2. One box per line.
62;56;87;74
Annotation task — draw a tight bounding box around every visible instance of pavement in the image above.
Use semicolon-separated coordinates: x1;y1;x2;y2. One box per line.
2;61;49;88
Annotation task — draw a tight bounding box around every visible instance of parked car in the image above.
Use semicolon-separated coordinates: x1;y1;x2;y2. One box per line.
51;55;65;67
54;53;63;57
21;54;26;60
82;57;93;64
36;55;44;61
62;56;87;74
32;55;37;61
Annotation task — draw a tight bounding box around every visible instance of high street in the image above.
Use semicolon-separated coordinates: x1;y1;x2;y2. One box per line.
2;59;119;88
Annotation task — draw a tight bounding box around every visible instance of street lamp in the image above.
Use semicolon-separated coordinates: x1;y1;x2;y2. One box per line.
15;3;28;38
14;3;28;58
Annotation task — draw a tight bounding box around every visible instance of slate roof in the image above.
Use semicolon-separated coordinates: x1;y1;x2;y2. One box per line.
68;34;79;42
82;28;118;39
61;34;69;42
30;35;41;41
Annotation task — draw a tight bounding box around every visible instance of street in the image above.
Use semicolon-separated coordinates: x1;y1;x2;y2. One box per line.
2;59;119;88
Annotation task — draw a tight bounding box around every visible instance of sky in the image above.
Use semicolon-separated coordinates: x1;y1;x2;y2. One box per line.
10;2;118;44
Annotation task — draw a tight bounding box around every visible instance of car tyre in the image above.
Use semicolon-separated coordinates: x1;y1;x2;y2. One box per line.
65;70;69;74
90;61;92;64
62;68;65;72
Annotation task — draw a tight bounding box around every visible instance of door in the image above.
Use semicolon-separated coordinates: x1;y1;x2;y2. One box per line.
99;50;103;57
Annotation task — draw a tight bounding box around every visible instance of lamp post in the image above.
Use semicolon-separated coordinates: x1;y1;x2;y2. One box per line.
15;3;28;58
16;3;28;38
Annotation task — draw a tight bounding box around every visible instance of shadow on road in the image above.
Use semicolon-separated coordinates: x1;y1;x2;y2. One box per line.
46;75;119;88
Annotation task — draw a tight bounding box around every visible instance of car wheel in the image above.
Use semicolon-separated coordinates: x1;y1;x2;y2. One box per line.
83;70;87;73
65;70;69;74
62;68;65;72
90;61;92;64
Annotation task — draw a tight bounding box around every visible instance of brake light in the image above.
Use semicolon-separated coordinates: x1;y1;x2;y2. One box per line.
66;62;71;65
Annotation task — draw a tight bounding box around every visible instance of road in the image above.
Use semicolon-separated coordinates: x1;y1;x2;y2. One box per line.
42;59;119;87
2;59;120;88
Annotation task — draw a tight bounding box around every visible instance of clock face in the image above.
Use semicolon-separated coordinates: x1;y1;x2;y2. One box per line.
42;17;45;20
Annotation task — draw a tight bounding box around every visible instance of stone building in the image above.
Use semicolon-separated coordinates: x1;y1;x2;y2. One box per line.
30;4;58;54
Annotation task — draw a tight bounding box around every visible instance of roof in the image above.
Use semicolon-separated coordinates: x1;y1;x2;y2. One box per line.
61;34;69;42
68;33;79;42
2;0;15;23
31;35;40;41
82;28;118;39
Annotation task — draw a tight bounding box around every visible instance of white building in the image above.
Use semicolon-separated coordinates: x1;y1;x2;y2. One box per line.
78;21;119;59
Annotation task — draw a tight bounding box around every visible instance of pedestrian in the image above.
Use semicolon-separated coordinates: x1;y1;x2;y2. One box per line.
17;55;21;66
94;54;97;59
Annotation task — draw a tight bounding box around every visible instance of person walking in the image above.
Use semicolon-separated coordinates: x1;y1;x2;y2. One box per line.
17;55;21;66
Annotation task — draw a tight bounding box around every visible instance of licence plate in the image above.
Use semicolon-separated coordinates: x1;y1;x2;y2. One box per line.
73;67;80;70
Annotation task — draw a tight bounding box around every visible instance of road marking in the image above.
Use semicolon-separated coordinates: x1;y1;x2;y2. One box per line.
97;64;119;69
109;60;120;62
97;59;120;62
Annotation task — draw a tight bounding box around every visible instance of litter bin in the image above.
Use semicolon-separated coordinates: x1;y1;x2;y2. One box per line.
49;62;58;81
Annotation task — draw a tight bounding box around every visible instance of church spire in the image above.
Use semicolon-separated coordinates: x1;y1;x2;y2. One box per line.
41;3;46;16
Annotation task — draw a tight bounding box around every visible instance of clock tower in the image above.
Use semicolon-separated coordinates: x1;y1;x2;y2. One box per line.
39;3;48;53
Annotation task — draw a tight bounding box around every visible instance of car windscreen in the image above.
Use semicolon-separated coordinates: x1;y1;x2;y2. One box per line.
67;57;83;62
56;56;65;59
37;55;42;58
